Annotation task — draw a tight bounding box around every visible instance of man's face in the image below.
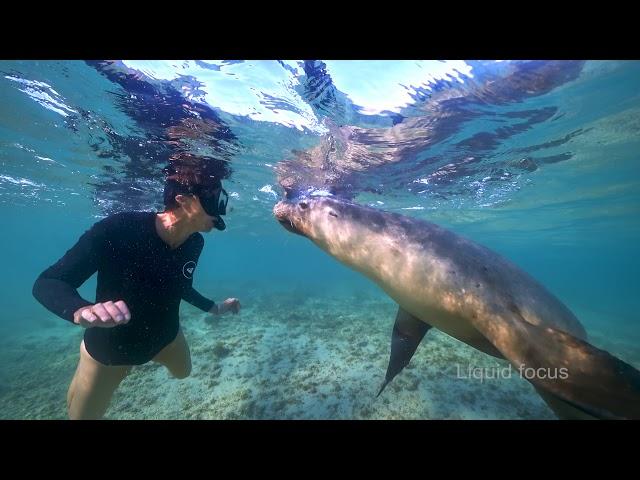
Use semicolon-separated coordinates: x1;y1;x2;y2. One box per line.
175;194;218;232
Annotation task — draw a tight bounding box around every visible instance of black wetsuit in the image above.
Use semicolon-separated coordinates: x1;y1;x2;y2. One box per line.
32;211;215;365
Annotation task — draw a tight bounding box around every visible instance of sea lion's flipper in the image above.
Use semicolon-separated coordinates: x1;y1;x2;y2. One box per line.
377;307;432;398
472;309;640;419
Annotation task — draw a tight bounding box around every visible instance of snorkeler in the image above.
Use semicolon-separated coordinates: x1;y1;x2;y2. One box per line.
32;167;241;420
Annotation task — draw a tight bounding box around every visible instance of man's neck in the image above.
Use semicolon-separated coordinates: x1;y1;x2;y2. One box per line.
155;211;194;249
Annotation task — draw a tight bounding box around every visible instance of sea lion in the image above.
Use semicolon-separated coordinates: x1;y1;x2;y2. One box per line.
273;195;640;419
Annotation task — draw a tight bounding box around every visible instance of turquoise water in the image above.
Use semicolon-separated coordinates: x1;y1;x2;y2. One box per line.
0;60;638;419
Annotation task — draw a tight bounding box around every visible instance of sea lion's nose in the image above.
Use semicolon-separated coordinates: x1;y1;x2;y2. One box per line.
273;201;290;220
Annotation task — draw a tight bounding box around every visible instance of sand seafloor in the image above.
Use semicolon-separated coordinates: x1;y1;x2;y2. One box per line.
1;286;638;420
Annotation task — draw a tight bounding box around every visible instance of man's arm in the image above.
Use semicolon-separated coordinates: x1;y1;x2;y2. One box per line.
182;285;217;313
181;235;217;312
181;235;241;316
32;219;108;323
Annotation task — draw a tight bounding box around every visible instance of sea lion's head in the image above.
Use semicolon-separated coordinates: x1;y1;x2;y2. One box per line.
274;194;396;274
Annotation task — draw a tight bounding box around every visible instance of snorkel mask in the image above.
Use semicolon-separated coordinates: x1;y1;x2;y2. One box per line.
196;185;229;231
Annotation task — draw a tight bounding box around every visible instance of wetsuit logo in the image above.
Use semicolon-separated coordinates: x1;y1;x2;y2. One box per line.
182;261;197;279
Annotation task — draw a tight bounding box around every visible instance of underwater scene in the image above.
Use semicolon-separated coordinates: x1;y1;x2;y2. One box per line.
0;60;638;419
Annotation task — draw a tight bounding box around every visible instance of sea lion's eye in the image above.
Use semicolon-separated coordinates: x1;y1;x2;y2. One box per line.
329;211;338;218
299;201;308;209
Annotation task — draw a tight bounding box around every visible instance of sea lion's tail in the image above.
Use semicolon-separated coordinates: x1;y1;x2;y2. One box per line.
475;311;640;419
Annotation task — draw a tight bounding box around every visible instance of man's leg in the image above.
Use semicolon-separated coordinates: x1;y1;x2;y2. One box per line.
152;327;192;379
67;340;131;420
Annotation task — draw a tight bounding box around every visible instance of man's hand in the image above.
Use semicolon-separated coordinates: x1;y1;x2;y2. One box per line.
209;298;241;316
73;300;131;328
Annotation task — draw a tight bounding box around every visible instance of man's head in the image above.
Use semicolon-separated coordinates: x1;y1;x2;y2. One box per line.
163;166;229;231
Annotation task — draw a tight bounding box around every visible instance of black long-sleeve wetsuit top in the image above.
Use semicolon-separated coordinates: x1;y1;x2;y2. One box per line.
32;211;216;365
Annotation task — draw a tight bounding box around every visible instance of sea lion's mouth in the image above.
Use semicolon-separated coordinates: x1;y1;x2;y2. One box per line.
277;218;306;237
278;219;300;234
